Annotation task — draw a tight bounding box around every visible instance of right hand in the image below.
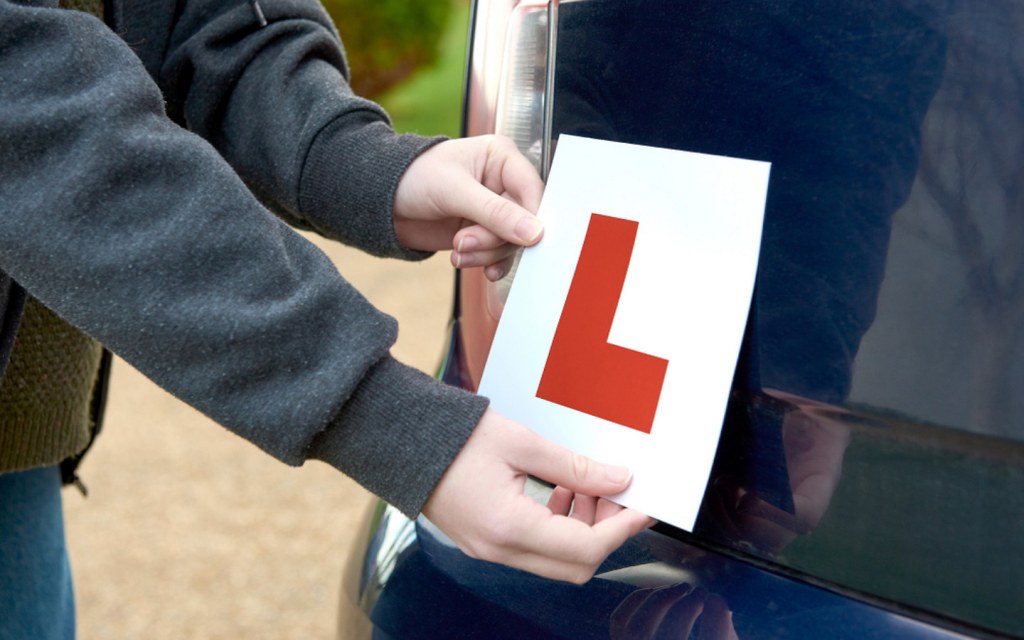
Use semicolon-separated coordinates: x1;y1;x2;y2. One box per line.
422;408;654;584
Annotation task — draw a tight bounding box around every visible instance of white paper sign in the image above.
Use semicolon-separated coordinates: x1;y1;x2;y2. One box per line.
479;135;770;530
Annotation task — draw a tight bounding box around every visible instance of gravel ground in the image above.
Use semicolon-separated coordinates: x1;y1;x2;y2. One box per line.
63;233;455;639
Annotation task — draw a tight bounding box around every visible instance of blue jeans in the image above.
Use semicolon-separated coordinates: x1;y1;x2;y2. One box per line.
0;466;75;640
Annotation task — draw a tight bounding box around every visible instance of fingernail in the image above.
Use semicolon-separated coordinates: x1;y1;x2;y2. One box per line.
454;252;476;269
458;235;478;252
606;465;632;485
452;251;462;269
485;264;506;281
514;217;544;244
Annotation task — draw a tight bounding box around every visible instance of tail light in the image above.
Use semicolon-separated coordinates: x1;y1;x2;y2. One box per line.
465;0;557;174
458;0;559;389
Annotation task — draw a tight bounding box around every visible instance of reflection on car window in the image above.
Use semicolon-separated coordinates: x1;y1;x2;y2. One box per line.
850;3;1024;439
551;0;1024;636
555;0;945;407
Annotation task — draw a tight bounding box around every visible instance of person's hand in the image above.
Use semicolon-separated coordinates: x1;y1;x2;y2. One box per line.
422;408;655;584
393;135;544;281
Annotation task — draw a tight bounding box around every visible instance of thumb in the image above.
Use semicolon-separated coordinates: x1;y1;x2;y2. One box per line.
439;135;545;246
447;178;544;246
512;426;634;496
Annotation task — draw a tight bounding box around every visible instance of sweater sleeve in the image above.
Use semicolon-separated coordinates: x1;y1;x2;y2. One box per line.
123;0;442;259
0;1;483;517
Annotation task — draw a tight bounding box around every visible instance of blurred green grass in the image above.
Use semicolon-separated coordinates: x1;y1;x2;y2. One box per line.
375;2;470;138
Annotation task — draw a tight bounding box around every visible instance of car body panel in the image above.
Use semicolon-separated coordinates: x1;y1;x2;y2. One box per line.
340;0;1024;637
349;502;974;639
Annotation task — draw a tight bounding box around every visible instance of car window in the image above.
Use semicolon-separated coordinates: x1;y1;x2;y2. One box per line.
550;0;1024;636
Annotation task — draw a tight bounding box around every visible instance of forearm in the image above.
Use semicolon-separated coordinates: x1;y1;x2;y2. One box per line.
140;0;444;258
0;1;478;515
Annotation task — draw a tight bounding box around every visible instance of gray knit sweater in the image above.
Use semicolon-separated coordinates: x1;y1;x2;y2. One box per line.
0;0;488;517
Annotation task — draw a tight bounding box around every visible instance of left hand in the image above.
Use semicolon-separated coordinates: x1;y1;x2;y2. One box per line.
393;135;544;281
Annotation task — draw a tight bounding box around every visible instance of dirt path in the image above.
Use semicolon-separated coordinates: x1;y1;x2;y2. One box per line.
64;234;455;639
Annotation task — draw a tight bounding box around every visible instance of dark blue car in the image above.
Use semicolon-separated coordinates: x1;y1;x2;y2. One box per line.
339;1;1024;637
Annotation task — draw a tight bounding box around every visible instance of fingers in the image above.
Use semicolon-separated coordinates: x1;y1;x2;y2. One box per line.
450;491;650;583
569;494;598;523
510;427;634;498
392;135;544;255
492;425;655;581
451;252;516;282
484;136;545;214
422;409;653;584
483;257;516;282
443;136;545;246
547;486;575;516
548;490;632;527
457;180;545;246
451;227;519;268
497;505;655;584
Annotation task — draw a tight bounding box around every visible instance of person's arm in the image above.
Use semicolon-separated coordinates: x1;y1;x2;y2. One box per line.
121;0;537;278
0;0;475;513
0;1;649;582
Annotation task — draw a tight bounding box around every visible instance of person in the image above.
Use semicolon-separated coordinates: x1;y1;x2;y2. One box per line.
0;0;653;636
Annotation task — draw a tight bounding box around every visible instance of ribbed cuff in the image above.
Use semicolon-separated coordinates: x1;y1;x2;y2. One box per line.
298;112;446;260
0;409;92;474
307;355;488;518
